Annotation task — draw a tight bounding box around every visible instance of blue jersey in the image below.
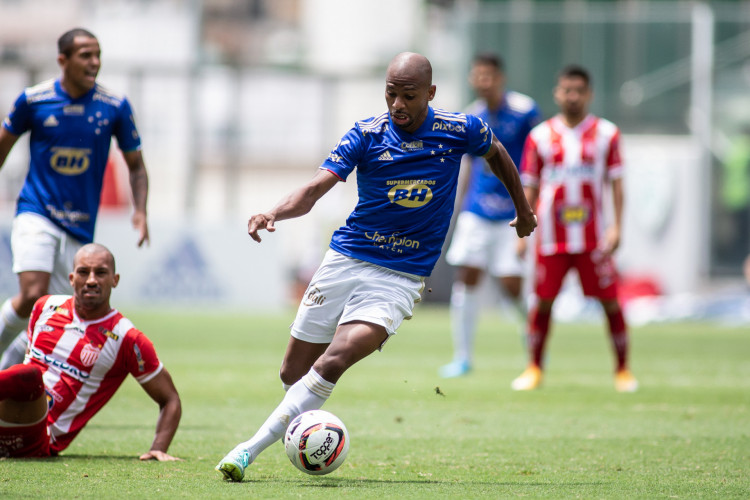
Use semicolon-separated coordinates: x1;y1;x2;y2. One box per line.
3;79;141;243
461;91;541;221
322;107;493;277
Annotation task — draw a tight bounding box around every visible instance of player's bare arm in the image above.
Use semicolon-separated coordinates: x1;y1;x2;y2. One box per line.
123;149;150;247
482;137;537;237
601;177;623;256
0;128;20;169
516;185;539;258
247;169;339;242
139;368;182;461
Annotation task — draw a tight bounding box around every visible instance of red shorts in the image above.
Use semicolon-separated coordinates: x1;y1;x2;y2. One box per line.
534;250;618;300
0;416;51;458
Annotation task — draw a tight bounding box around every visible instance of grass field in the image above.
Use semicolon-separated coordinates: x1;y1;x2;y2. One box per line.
1;305;748;499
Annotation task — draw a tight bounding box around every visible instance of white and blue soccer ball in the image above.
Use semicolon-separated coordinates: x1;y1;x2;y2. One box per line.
284;409;349;475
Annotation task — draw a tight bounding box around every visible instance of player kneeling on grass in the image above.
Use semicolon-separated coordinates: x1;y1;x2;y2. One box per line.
0;243;181;459
216;52;537;481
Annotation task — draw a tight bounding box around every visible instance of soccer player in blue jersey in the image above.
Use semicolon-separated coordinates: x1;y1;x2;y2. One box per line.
440;53;542;378
0;28;150;369
216;52;537;482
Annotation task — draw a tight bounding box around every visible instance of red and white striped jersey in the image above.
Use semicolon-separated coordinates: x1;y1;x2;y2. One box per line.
24;295;162;453
520;114;622;255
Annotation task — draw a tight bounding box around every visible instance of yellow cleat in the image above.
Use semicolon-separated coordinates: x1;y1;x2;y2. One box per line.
615;369;639;393
511;365;542;391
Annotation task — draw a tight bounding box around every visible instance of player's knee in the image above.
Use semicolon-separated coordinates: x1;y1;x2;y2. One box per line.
1;364;44;401
18;287;47;311
312;353;350;382
279;365;304;387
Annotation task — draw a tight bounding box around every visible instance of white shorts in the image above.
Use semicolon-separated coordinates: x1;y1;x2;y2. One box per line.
11;212;82;295
445;211;524;277
290;249;425;344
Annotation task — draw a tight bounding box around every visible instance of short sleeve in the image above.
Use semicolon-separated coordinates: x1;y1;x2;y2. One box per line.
123;331;163;383
2;92;32;136
113;97;142;153
465;115;493;157
520;134;542;188
606;128;623;180
26;296;48;344
527;104;543;131
319;127;366;181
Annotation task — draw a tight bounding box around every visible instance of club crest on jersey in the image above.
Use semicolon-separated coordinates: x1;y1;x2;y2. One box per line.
80;344;102;367
387;183;433;207
50;147;91;175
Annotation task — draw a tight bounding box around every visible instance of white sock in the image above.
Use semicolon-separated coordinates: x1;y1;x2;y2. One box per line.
0;332;29;370
449;282;478;363
0;299;28;354
236;368;334;463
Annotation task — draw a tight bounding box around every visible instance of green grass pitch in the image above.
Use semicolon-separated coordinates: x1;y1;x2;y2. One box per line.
1;305;748;499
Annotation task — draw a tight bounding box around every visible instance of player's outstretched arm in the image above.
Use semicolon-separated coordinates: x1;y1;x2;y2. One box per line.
483;138;536;237
247;169;339;242
0;127;20;171
139;368;182;461
123;149;150;247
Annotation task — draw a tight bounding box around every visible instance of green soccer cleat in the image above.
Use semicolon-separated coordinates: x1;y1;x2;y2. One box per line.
216;446;250;482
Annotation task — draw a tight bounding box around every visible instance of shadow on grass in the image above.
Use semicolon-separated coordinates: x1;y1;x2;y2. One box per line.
48;454;146;461
228;477;605;488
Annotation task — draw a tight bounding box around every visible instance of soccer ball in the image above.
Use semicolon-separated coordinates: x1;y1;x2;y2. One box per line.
284;409;349;475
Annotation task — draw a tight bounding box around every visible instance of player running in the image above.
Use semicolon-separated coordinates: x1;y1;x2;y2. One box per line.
216;52;537;481
0;28;150;370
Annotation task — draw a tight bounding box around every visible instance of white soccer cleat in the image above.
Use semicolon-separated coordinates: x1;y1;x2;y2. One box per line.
216;445;250;482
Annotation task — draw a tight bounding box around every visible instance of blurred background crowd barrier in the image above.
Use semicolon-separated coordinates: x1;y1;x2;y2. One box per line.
0;0;748;321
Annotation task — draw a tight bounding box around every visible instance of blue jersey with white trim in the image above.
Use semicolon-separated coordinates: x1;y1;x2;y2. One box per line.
461;91;541;221
321;106;493;276
2;79;141;243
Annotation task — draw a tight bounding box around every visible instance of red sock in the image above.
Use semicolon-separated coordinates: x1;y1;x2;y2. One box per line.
528;307;551;368
0;364;44;401
605;309;629;371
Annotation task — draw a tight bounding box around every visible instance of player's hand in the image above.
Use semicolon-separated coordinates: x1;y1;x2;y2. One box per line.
247;213;276;242
510;212;537;238
139;450;181;461
132;210;150;247
599;225;621;256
